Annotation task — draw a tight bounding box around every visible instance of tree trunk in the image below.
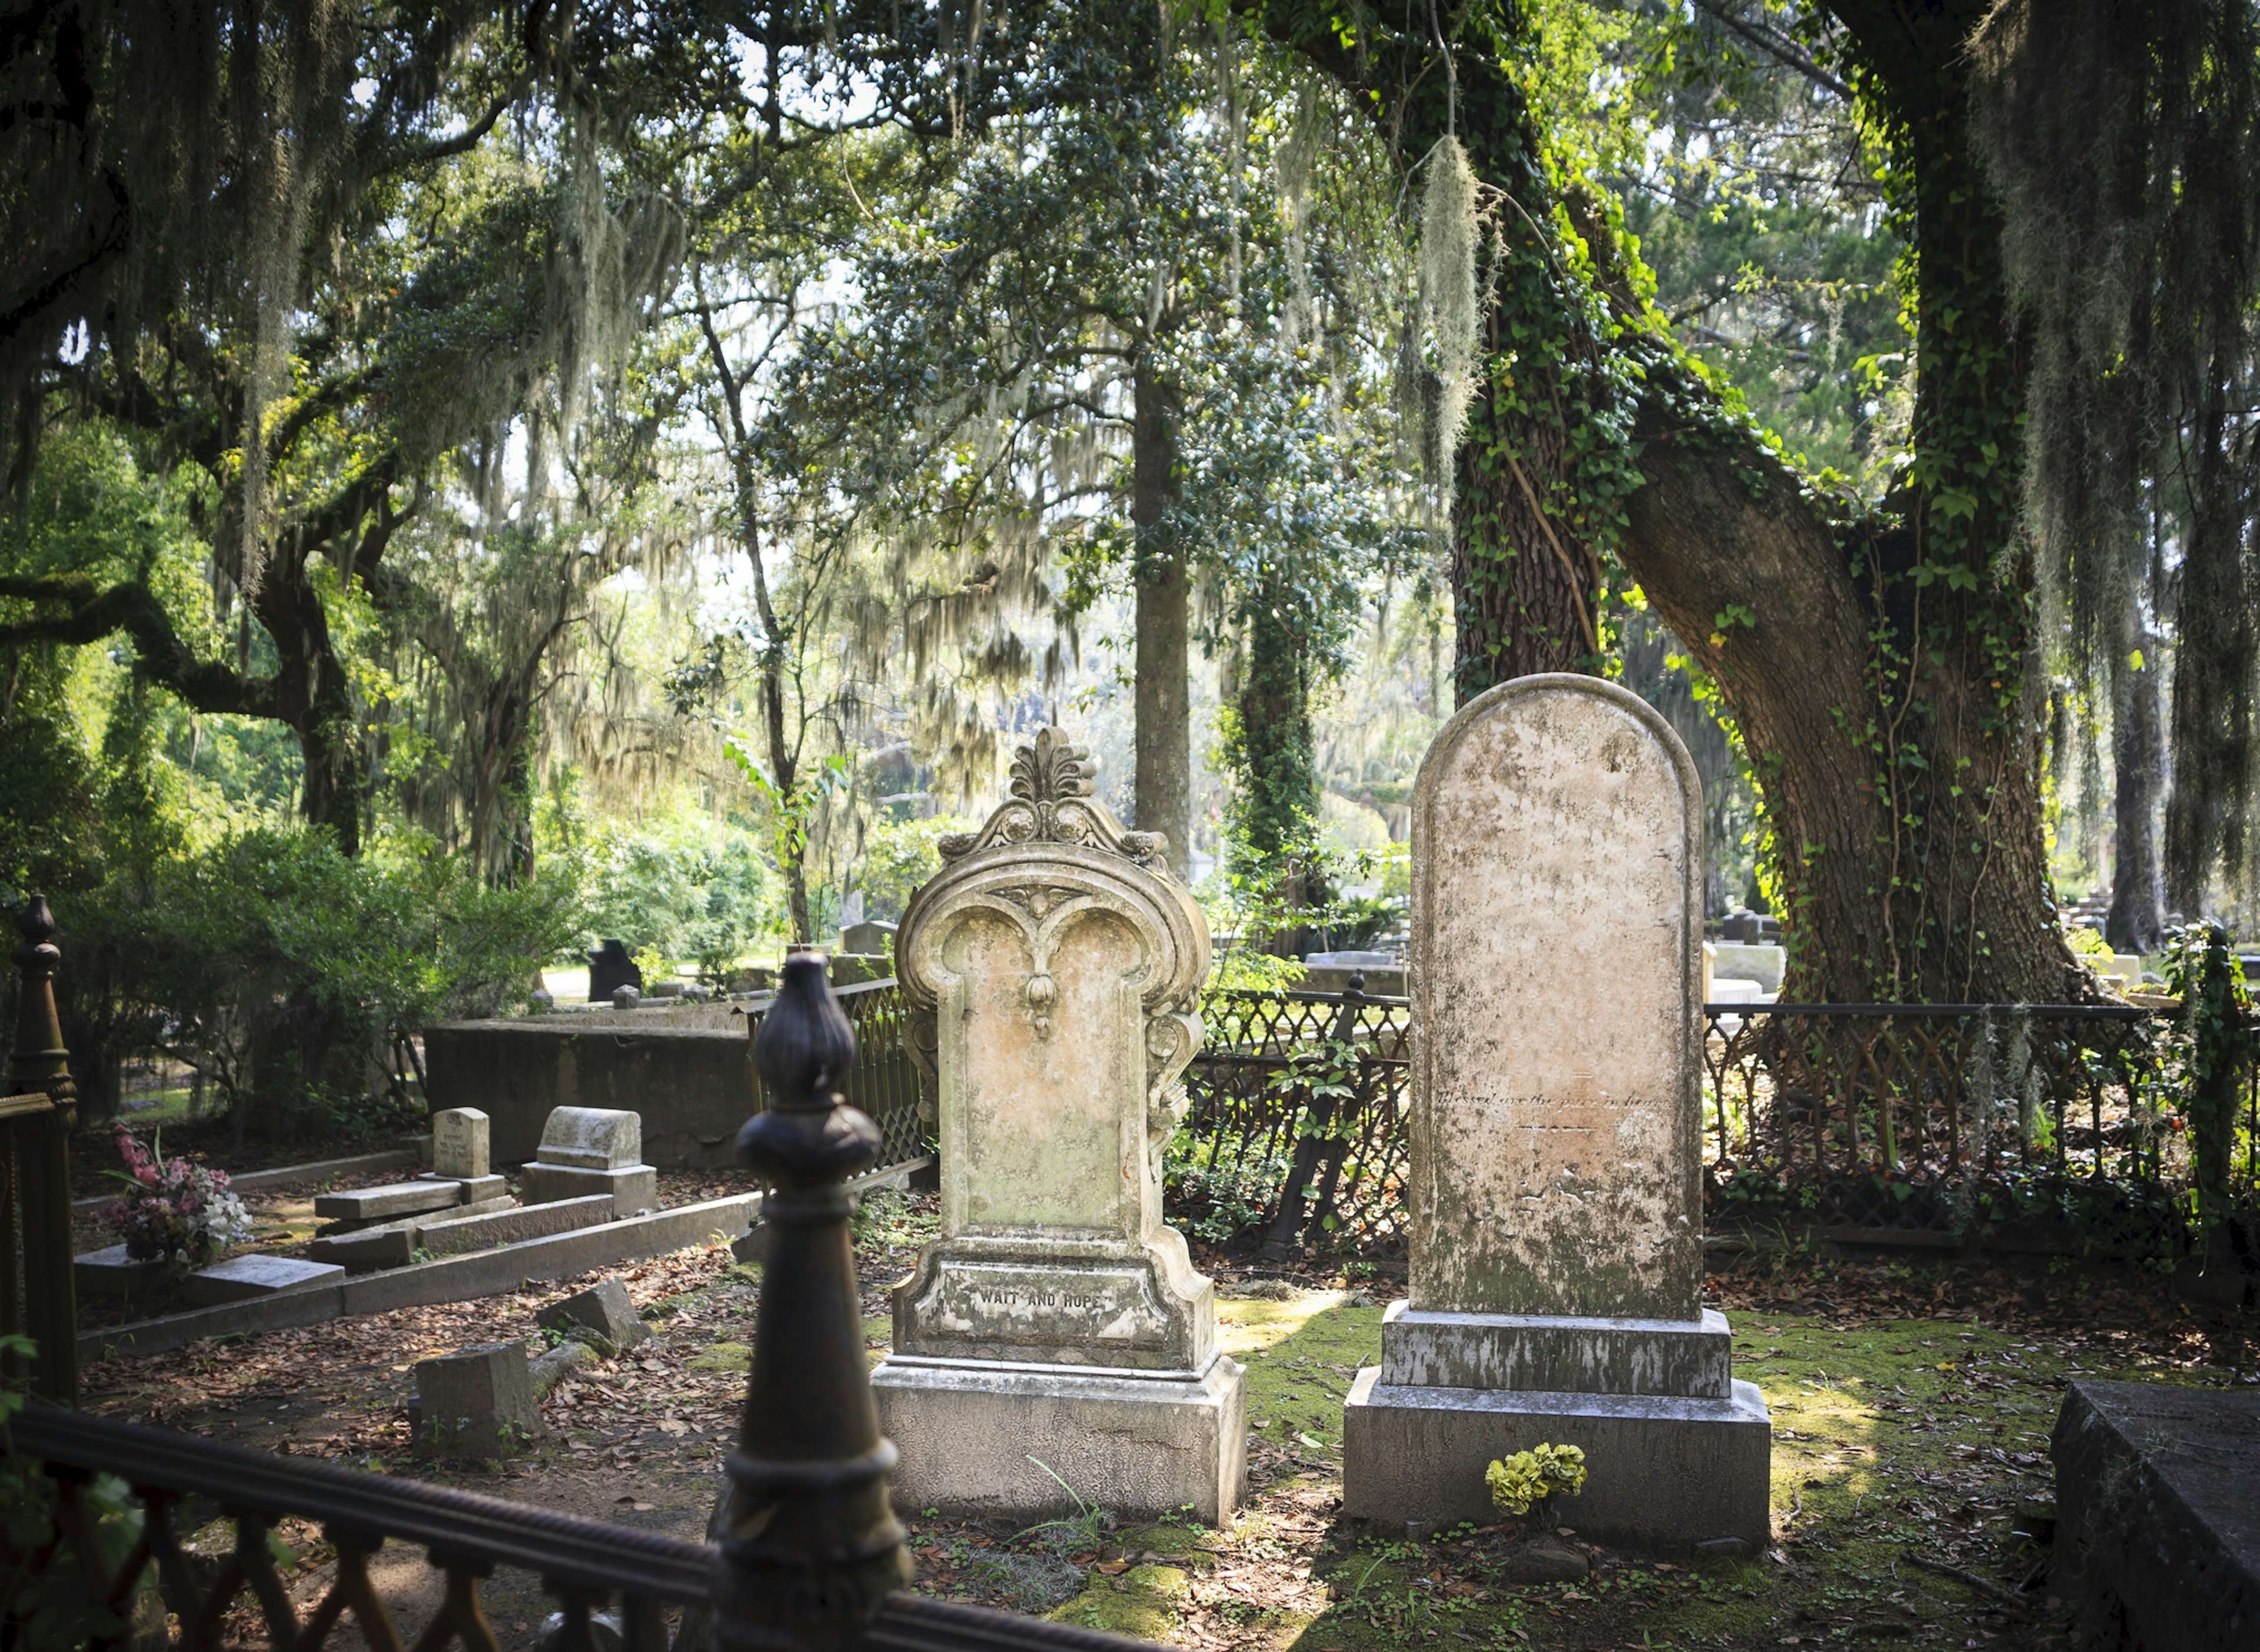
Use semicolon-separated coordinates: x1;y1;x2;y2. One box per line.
1131;358;1191;877
1234;559;1321;951
2163;372;2255;918
2105;642;2165;952
255;555;364;857
1255;0;2083;1003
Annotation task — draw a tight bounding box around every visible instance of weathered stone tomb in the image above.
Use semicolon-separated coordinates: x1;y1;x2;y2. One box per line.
1342;673;1771;1551
871;727;1245;1521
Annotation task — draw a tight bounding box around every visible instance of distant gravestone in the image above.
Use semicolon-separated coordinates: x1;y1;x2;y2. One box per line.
519;1106;657;1212
1342;674;1770;1551
587;939;643;1002
840;918;896;956
873;726;1244;1523
430;1106;490;1179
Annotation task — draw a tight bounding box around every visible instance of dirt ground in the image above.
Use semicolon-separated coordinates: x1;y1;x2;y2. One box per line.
76;1192;2257;1650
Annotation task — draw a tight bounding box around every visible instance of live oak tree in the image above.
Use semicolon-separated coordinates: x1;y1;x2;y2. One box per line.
1239;0;2112;1002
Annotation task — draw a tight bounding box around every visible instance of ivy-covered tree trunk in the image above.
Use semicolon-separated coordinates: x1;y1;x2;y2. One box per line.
1131;358;1192;877
1260;0;2084;1003
1231;553;1321;942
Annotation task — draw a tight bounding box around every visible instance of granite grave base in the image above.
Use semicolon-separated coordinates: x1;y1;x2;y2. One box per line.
1342;1369;1773;1553
873;1353;1247;1525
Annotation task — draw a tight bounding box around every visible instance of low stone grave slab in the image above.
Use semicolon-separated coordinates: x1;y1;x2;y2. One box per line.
305;1194;519;1270
73;1244;167;1298
2055;1379;2259;1651
314;1178;464;1230
183;1254;345;1306
420;1171;506;1202
536;1276;650;1354
416;1192;614;1258
414;1341;542;1457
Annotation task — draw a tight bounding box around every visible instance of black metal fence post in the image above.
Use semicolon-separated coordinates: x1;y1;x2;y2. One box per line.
6;893;77;1405
713;952;910;1651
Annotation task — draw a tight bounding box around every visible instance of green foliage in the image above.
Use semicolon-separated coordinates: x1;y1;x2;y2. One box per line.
854;815;973;923
2161;922;2258;1212
581;817;776;980
56;827;579;1137
1484;1442;1587;1518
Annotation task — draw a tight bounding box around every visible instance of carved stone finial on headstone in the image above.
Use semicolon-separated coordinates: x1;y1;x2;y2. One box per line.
935;726;1169;869
875;725;1242;1523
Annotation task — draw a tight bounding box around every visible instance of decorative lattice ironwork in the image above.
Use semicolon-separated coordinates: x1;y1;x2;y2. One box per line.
1702;1002;2260;1230
1176;981;1411;1257
746;978;928;1169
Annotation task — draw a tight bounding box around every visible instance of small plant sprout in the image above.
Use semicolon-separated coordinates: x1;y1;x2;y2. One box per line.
1485;1442;1587;1519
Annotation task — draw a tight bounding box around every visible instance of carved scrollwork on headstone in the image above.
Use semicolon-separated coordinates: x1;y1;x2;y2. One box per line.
936;727;1170;872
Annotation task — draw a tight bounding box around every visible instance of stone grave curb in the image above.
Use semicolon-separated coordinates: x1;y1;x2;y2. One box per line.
69;1145;426;1214
78;1192;760;1367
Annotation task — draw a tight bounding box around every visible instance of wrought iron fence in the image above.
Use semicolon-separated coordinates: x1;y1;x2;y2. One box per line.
1172;978;1411;1258
1162;981;2260;1250
746;979;926;1168
1701;1002;2260;1232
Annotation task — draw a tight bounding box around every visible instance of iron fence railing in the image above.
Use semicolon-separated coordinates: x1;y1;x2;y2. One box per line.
1701;1002;2259;1231
1162;983;2260;1250
746;979;926;1169
1174;978;1411;1258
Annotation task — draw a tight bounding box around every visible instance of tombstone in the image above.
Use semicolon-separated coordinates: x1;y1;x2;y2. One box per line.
588;939;643;1002
872;726;1245;1521
840;918;897;956
182;1254;345;1306
519;1105;657;1212
424;1106;504;1204
414;1342;543;1457
1342;675;1770;1552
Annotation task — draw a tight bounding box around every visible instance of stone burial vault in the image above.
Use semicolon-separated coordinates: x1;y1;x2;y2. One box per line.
871;726;1247;1522
1342;673;1772;1552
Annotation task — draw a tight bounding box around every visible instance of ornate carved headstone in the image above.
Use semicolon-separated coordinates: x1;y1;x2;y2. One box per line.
1343;676;1771;1551
872;727;1245;1521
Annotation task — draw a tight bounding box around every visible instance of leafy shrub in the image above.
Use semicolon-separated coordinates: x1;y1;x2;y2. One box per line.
54;826;580;1141
853;815;974;922
581;821;775;980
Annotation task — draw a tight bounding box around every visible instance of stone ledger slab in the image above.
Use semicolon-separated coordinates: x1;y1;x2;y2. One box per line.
314;1179;464;1227
2055;1380;2259;1652
873;1357;1245;1525
305;1194;520;1269
417;1192;614;1257
183;1254;346;1306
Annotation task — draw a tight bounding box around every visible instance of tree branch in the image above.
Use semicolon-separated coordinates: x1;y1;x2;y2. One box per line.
0;575;277;716
1693;1;1852;101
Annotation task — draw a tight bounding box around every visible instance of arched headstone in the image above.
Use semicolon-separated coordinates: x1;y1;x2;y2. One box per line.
872;727;1245;1521
1344;675;1771;1551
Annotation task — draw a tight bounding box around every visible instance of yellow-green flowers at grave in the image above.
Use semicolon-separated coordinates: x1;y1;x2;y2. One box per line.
1484;1442;1587;1517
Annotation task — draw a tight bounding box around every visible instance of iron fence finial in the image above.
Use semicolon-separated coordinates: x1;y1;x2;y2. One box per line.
713;951;909;1650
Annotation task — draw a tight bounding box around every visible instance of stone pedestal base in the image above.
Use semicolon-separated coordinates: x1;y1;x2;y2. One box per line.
1342;1369;1772;1553
872;1353;1247;1524
519;1161;656;1212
